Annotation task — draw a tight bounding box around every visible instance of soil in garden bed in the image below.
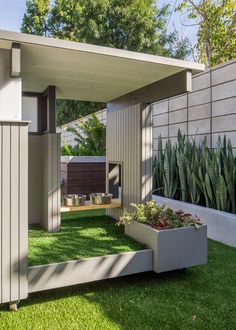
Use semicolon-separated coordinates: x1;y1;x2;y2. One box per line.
28;209;145;266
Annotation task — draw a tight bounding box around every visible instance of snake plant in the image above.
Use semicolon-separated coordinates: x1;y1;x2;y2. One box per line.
153;130;236;214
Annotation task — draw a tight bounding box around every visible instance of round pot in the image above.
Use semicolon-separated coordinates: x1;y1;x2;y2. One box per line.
64;194;86;207
90;193;113;205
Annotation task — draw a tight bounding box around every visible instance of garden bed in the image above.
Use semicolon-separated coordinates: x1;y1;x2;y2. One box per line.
28;209;145;266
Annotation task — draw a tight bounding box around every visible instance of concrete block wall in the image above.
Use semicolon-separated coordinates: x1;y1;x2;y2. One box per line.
153;58;236;155
57;109;107;147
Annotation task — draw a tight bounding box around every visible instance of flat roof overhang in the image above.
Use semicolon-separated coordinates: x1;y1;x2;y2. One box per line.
0;30;205;102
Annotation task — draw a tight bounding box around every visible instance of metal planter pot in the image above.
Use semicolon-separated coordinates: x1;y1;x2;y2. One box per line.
125;221;207;273
64;194;86;207
90;193;113;205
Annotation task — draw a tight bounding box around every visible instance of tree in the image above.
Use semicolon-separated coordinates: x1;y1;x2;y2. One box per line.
177;0;236;67
62;113;106;156
50;0;163;54
57;100;106;128
21;0;50;36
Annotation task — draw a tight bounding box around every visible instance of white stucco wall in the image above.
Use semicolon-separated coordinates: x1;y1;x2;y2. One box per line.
0;49;22;120
22;96;38;132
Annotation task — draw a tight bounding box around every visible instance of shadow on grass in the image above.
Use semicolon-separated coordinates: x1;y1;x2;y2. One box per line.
1;241;236;329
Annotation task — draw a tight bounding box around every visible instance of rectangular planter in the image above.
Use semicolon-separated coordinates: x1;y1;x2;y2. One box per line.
28;249;152;293
153;195;236;248
125;221;207;273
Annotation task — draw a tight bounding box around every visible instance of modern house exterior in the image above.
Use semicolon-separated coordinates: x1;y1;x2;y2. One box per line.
0;30;205;307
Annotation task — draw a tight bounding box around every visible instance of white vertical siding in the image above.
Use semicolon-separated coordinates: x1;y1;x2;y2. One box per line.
0;121;28;304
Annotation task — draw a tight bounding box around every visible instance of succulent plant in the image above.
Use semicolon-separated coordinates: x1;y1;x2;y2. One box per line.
153;130;236;214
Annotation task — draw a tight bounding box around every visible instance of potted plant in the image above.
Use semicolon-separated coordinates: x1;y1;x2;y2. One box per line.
119;201;207;273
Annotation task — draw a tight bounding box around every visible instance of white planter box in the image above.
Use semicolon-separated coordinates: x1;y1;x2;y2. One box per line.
125;221;207;273
153;195;236;248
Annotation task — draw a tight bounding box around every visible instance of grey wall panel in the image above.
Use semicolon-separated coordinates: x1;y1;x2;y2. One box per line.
0;122;28;304
107;104;141;219
192;71;210;91
28;135;42;224
169;122;188;137
169;108;187;124
188;103;211;121
169;94;187;111
106;104;152;219
211;59;236;85
153;112;168;126
19;124;28;300
153;100;168;115
188;88;211;107
212;114;236;133
188;118;211;136
212;80;236;101
212;97;236;117
1;125;10;303
41;133;61;232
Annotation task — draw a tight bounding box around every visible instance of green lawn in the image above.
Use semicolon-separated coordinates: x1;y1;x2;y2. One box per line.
1;240;236;329
28;209;144;266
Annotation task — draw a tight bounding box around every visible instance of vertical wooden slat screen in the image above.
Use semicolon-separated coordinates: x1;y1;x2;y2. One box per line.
0;121;28;304
41;133;61;232
106;104;152;219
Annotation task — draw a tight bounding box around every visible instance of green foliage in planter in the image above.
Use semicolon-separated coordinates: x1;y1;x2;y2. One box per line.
118;201;202;230
153;131;236;214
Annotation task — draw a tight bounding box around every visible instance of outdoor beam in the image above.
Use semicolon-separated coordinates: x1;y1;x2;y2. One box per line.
11;42;21;77
107;70;192;111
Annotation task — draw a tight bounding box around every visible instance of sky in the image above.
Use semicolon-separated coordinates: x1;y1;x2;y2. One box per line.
0;0;197;44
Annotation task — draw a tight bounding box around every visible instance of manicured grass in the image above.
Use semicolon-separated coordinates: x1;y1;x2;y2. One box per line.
1;240;236;329
28;209;144;266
